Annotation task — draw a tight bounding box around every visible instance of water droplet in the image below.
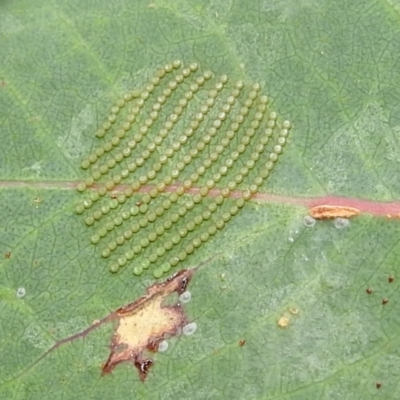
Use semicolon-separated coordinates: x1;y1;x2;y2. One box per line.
179;291;192;303
158;340;169;352
303;215;316;227
334;217;349;229
182;322;197;336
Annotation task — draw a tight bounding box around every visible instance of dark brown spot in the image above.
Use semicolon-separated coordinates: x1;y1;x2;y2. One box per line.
376;382;381;389
5;252;11;259
134;359;154;382
180;276;189;293
388;276;394;283
382;298;389;305
239;339;246;346
366;288;373;294
146;338;162;353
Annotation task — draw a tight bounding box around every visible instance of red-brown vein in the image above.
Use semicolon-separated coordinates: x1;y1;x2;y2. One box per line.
1;179;399;218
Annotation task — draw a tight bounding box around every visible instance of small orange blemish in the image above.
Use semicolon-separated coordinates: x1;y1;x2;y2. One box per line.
5;252;11;259
366;288;373;294
33;197;41;208
238;339;246;346
309;205;360;220
277;317;289;328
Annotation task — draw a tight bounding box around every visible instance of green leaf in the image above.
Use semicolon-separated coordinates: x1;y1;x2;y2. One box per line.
1;0;400;399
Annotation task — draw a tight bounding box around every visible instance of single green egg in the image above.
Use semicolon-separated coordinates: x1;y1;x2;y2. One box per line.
153;268;163;278
149;253;158;263
93;211;103;221
115;235;125;246
126;250;135;260
192;238;202;248
140;237;149;248
110;264;119;273
133;265;143;276
91;234;100;244
161;262;171;272
170;256;180;266
215;220;225;229
101;248;111;258
75;204;85;214
85;216;95;226
107;241;117;251
164;240;173;250
133;244;142;254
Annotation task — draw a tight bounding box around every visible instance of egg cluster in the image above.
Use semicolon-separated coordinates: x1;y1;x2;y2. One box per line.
76;61;292;277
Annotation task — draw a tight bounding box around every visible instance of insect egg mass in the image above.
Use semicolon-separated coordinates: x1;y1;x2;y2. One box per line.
76;61;292;277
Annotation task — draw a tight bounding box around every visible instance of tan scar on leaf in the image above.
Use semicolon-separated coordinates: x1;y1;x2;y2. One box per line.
26;268;197;382
102;268;195;380
310;205;360;219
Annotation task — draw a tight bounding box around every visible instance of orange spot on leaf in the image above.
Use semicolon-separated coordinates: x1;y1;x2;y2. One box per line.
309;205;360;220
277;317;289;328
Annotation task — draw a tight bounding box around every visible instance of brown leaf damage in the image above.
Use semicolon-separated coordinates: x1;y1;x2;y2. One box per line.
309;205;360;219
102;268;195;380
26;268;197;382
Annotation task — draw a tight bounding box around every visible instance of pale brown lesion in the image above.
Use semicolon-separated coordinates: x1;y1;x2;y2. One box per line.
309;205;360;219
101;268;196;381
24;267;199;381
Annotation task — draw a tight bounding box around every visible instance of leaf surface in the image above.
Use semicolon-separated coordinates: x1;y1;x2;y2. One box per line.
1;0;400;399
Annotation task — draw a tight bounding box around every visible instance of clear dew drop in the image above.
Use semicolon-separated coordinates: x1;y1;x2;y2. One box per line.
303;215;316;227
179;291;192;303
334;217;350;229
182;322;197;336
16;287;26;298
158;340;169;352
